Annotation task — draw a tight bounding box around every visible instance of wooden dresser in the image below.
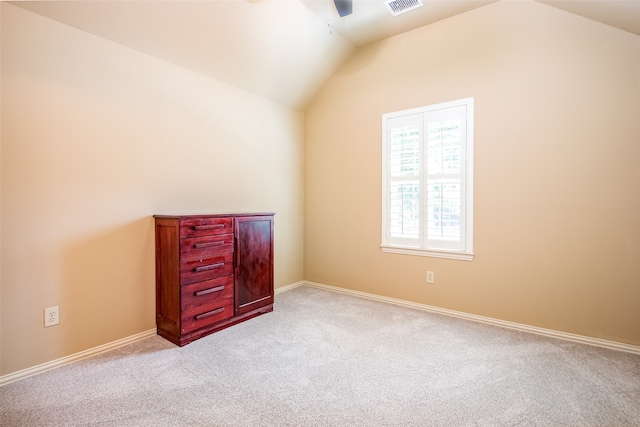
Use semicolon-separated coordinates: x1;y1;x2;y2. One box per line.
153;213;274;346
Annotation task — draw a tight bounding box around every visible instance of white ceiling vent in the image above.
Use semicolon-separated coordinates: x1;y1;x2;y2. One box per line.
384;0;424;17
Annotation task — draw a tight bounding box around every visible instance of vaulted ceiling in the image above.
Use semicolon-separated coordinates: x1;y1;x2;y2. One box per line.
11;0;640;111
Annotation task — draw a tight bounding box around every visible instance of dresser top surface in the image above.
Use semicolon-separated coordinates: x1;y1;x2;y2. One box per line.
153;212;275;220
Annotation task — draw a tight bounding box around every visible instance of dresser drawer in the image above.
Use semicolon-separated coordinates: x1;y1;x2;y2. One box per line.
180;217;233;238
181;298;234;334
181;234;233;260
180;252;234;285
181;275;234;311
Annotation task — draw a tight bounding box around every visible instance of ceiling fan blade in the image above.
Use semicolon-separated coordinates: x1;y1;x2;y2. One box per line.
333;0;353;17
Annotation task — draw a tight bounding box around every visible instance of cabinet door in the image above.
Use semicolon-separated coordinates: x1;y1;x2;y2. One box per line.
234;215;274;316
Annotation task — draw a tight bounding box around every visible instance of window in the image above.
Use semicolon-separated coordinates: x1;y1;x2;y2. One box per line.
381;98;474;261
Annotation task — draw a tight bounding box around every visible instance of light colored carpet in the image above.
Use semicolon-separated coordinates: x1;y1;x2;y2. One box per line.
2;285;639;426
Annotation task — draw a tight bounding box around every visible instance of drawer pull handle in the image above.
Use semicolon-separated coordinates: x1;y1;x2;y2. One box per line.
193;224;225;231
194;262;224;272
194;285;225;297
193;241;224;249
194;307;225;320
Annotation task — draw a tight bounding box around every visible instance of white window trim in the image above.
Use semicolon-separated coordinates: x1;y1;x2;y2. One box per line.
380;245;474;261
381;98;474;261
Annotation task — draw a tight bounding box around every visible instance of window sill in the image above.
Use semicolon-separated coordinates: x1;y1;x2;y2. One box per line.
380;245;474;261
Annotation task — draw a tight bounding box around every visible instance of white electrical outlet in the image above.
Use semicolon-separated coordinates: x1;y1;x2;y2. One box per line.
44;306;60;327
426;271;435;284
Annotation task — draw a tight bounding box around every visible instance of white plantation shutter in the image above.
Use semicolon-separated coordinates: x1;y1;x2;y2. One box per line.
382;98;473;260
386;113;423;247
425;105;466;251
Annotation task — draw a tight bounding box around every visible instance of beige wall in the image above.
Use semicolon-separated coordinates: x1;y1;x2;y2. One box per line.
2;0;639;378
1;4;304;375
305;1;640;345
0;3;3;376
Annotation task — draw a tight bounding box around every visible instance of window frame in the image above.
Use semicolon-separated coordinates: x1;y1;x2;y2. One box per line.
381;97;474;261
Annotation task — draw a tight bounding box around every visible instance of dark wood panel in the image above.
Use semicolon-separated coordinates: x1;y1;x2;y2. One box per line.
181;298;234;334
180;234;234;260
180;217;233;238
234;216;274;316
181;275;234;311
177;303;273;346
155;219;180;336
180;252;234;285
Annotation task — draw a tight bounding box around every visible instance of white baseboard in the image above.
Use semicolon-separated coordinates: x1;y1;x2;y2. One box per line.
0;328;157;387
6;279;636;387
299;280;640;356
1;281;306;387
275;280;305;294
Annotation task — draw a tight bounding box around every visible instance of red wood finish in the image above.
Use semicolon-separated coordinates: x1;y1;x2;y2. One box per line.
180;252;234;285
181;298;234;334
181;275;234;311
235;216;275;316
154;213;274;346
155;218;181;337
179;217;233;238
180;234;234;259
